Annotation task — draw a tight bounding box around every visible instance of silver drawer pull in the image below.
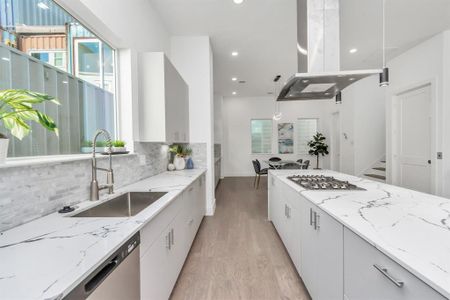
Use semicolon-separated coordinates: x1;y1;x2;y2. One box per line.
373;264;404;288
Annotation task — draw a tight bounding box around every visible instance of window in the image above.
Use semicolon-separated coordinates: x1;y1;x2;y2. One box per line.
296;118;318;154
251;119;272;154
30;50;67;71
0;0;116;158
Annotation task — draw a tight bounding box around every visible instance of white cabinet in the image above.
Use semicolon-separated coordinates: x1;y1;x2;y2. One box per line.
344;228;446;300
138;52;189;143
140;175;205;300
269;174;343;300
268;175;301;272
300;198;343;300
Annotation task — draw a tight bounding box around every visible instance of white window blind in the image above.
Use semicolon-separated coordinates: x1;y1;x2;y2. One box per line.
296;118;318;154
251;119;272;154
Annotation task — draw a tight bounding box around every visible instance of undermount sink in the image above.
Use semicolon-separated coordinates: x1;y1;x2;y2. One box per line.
72;192;167;217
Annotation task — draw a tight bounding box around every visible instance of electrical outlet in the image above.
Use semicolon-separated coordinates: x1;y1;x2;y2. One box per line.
437;152;443;159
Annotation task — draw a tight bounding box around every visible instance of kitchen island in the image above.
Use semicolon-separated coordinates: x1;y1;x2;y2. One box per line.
269;169;450;300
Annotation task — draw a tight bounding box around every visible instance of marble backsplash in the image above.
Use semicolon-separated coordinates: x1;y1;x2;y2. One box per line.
0;142;207;232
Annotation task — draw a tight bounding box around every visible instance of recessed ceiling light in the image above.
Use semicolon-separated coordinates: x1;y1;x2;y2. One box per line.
232;91;237;95
325;92;331;96
1;57;10;61
349;77;356;81
233;0;244;4
349;48;358;54
231;51;239;56
232;77;237;81
302;79;309;83
37;2;49;9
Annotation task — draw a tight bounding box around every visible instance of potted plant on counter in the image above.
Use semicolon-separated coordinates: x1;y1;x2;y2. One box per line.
307;132;329;169
0;89;59;163
112;140;127;153
169;144;193;170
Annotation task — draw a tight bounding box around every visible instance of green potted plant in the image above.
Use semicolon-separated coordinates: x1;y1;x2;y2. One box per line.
169;144;187;170
307;132;329;169
0;89;59;162
112;140;126;153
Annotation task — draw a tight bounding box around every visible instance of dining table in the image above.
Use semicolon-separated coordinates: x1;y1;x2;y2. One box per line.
263;160;306;169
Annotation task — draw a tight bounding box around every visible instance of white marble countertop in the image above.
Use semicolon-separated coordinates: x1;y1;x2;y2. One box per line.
0;169;206;300
270;169;450;299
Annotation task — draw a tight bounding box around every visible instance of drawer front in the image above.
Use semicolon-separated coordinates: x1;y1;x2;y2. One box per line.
140;193;184;257
344;228;445;300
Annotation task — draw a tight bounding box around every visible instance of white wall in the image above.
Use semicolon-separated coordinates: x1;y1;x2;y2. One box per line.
171;36;216;215
386;32;446;196
339;75;386;176
214;94;223;144
222;96;335;177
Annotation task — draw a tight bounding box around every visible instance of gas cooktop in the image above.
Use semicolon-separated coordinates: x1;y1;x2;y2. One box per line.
287;175;365;191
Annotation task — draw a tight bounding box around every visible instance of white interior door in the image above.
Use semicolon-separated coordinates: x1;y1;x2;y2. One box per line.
396;85;432;193
331;112;341;172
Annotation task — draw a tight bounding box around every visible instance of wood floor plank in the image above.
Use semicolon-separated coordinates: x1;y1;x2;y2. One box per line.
170;177;310;300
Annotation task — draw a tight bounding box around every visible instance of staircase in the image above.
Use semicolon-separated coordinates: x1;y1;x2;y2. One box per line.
362;159;386;182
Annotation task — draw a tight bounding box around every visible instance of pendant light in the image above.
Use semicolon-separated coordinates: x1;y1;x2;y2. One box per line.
272;75;282;121
379;0;389;87
335;91;342;104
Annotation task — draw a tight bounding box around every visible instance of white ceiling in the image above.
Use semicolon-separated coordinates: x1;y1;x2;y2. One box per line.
150;0;450;97
340;0;450;70
149;0;298;98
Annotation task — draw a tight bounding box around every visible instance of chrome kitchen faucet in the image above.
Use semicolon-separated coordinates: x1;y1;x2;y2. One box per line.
90;129;114;201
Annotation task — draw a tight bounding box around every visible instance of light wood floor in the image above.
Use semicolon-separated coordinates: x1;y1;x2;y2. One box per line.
170;177;311;300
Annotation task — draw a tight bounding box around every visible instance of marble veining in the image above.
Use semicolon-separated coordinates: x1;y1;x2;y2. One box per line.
0;169;205;300
271;169;450;299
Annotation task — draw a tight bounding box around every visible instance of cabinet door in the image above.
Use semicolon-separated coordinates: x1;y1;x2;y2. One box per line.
344;228;445;300
299;200;318;298
140;228;173;300
315;208;344;300
164;56;189;143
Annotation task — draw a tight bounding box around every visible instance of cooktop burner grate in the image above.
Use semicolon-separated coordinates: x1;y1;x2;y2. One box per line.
287;175;365;191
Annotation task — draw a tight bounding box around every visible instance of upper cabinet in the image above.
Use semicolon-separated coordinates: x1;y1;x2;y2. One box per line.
138;52;190;143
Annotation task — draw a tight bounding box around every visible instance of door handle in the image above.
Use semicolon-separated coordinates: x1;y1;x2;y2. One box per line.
428;160;431;164
171;228;175;246
373;264;404;288
313;211;318;230
166;232;171;250
309;208;313;226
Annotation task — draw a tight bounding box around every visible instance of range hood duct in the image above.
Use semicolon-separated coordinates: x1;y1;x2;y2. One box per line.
278;0;383;101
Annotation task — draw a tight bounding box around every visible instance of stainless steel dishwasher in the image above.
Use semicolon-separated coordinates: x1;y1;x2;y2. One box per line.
65;232;140;300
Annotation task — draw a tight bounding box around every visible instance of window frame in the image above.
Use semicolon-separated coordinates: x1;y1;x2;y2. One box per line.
250;119;273;154
0;0;119;160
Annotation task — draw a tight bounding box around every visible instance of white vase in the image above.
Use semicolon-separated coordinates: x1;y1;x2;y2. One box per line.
167;163;175;171
0;138;9;164
174;156;186;170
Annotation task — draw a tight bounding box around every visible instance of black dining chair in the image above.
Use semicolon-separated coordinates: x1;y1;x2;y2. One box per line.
268;156;282;169
252;159;269;188
282;162;301;169
296;159;303;164
302;160;310;169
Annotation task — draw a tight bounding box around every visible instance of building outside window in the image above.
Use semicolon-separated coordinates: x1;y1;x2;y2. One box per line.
0;0;116;157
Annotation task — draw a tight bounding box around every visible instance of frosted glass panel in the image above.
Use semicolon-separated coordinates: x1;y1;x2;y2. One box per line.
296;118;318;154
251;119;273;154
0;44;115;157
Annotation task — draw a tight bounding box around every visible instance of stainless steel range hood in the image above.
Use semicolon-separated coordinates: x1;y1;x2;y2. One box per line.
278;69;382;101
278;0;383;101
